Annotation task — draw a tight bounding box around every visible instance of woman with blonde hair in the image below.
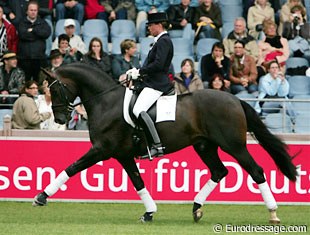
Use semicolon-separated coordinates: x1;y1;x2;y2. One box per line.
173;58;203;94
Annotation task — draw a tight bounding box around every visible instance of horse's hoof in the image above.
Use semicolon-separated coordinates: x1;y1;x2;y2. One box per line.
269;210;280;224
139;212;154;223
269;217;281;224
32;192;48;207
193;208;203;222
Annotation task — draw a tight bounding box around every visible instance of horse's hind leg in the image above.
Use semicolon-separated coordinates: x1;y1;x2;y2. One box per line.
117;157;156;223
226;146;280;224
33;146;104;206
192;141;229;222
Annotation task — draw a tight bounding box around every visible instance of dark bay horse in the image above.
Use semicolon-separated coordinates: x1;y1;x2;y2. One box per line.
33;63;297;223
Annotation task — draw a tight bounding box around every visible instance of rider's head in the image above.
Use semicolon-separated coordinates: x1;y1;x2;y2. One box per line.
147;12;170;36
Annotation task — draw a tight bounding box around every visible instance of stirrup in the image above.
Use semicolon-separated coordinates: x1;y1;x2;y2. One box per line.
140;144;165;160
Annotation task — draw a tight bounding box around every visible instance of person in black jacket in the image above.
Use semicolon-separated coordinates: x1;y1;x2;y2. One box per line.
17;1;51;82
126;12;174;159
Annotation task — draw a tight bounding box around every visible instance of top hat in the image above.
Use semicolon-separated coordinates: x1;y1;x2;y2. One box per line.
1;51;17;61
64;18;76;28
147;12;168;24
49;49;62;60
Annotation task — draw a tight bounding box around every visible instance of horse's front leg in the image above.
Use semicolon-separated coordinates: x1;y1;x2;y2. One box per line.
33;146;104;206
117;157;157;223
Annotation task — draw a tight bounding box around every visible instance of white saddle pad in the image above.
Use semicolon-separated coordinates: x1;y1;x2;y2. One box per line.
123;88;177;128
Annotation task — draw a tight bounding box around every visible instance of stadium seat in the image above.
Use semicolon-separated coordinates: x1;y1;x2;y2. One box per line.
221;5;243;23
196;38;220;61
55;19;81;37
294;113;310;133
172;55;195;74
171;38;194;56
264;113;293;133
291;95;310;114
235;91;256;108
287;75;310;97
139;37;154;64
286;57;309;70
0;109;12;129
221;22;234;39
82;19;109;53
219;0;242;5
45;19;53;57
110;20;136;42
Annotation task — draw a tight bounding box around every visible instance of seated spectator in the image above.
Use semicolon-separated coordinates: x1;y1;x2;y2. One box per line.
173;58;203;95
247;0;275;39
208;73;228;92
99;0;136;23
36;80;66;130
278;0;306;36
57;34;82;64
0;5;18;57
67;97;88;130
82;37;112;76
38;0;54;21
52;18;86;54
0;51;25;109
282;5;310;59
223;17;259;62
38;49;64;85
167;0;195;39
193;0;222;40
135;0;170;34
200;42;230;89
56;0;84;25
84;0;106;21
229;40;258;95
254;60;296;117
11;80;51;129
257;19;289;74
112;39;140;81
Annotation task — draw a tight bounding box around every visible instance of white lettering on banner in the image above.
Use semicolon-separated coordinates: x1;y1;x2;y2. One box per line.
13;167;32;190
170;161;189;192
270;171;289;194
220;162;243;193
37;167;57;190
80;162;104;191
155;159;169;192
108;168;128;192
296;167;308;194
0;166;9;190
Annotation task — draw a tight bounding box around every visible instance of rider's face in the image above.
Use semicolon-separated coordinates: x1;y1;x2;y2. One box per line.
148;23;162;37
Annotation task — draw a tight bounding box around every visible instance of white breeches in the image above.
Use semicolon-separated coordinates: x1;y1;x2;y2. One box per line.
133;87;163;118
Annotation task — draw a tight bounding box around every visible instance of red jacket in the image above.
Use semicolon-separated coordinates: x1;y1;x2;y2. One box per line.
3;18;18;53
85;0;105;19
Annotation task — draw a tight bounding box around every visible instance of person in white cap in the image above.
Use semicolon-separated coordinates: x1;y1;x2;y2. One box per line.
52;18;86;54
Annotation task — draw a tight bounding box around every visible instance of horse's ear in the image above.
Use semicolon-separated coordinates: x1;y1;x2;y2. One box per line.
41;67;56;84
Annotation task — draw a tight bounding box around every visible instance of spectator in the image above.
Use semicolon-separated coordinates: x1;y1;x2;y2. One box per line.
67;97;88;130
173;58;203;95
223;17;259;62
17;1;51;82
82;37;112;76
58;34;82;64
135;0;170;35
0;51;25;109
112;39;140;82
56;0;85;25
257;19;289;74
193;0;222;40
99;0;136;23
36;80;66;130
254;60;296;117
247;0;275;39
278;0;306;36
38;49;64;85
208;73;228;91
229;40;258;95
282;5;310;59
37;0;54;21
200;42;230;89
52;18;86;54
84;0;106;21
0;5;18;56
11;80;51;129
166;0;195;39
0;0;28;27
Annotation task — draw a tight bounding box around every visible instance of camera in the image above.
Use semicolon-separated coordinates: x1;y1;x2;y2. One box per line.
292;14;299;25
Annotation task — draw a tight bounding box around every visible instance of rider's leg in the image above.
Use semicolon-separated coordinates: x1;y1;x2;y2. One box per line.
133;88;164;157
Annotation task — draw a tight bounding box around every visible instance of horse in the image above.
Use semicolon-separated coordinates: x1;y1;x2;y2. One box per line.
33;63;297;223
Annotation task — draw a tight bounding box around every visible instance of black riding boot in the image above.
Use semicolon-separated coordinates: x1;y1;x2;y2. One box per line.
138;111;164;159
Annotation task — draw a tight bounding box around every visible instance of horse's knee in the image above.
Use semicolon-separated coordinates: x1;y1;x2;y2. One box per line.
211;166;228;183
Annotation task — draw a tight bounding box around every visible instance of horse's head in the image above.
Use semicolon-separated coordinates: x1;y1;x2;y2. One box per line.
42;68;78;125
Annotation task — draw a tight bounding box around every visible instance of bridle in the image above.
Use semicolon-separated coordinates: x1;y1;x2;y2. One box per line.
48;78;129;113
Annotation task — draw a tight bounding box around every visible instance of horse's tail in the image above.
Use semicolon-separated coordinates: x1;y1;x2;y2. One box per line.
239;100;297;181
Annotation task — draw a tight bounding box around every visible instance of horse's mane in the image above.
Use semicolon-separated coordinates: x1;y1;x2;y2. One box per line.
55;62;118;91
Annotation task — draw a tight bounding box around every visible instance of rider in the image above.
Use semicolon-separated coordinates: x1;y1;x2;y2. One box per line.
127;12;174;158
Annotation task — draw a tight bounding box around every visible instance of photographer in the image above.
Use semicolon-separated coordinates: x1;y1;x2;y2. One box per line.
282;5;310;59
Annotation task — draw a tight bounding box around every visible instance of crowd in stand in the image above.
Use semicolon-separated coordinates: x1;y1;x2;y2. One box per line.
0;0;309;130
